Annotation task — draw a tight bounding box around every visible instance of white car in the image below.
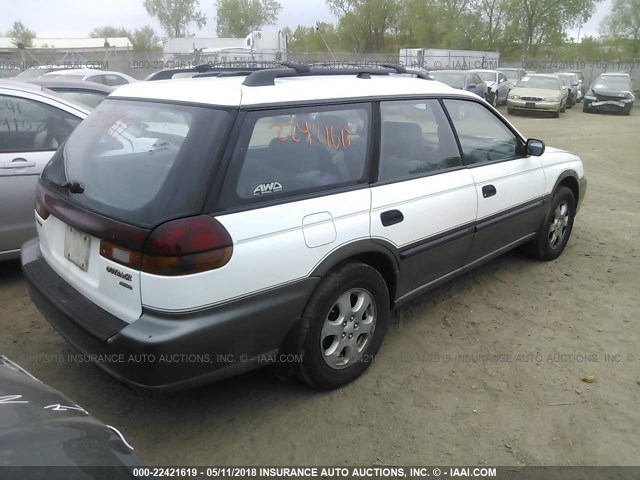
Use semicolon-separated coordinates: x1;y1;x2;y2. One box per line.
42;69;138;87
0;81;89;261
471;69;511;107
21;65;587;391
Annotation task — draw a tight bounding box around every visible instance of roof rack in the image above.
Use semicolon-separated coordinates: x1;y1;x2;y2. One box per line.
146;65;263;81
242;62;432;87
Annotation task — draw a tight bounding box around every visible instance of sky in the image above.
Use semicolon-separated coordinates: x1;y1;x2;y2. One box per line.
0;0;610;41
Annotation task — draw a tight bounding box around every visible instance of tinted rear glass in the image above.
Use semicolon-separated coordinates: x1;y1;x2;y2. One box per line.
42;99;231;228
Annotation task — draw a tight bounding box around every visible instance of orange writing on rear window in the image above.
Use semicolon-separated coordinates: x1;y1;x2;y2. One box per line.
268;120;353;149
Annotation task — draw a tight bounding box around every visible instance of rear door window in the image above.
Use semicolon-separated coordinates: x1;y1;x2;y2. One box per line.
378;99;461;182
220;105;371;205
0;94;80;152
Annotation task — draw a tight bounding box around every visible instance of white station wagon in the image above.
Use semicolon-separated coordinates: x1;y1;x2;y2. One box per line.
22;65;587;391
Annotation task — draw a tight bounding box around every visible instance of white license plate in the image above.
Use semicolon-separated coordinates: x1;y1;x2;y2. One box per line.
64;226;91;271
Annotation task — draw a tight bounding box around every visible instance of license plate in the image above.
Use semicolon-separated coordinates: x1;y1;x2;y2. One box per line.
526;102;535;108
64;226;91;271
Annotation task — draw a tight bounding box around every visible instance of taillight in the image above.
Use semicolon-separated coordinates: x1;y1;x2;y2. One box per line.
35;182;50;220
100;215;233;276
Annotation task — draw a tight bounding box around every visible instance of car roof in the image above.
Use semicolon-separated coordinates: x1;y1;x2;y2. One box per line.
600;72;631;77
111;73;475;107
25;78;115;93
521;73;561;79
0;79;48;92
0;79;92;114
46;68;103;75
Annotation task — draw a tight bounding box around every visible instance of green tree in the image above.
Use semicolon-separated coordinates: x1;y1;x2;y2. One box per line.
215;0;282;37
131;26;162;51
287;23;343;54
327;0;401;53
7;21;35;47
143;0;207;38
505;0;600;56
600;0;640;55
89;26;132;39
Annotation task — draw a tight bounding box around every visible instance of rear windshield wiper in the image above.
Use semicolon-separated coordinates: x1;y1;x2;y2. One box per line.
52;180;85;194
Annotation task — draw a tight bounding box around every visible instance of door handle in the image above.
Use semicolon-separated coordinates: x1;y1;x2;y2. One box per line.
482;185;497;198
380;209;404;227
0;158;37;169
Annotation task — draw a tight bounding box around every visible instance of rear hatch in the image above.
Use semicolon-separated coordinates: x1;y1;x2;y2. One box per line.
37;98;232;323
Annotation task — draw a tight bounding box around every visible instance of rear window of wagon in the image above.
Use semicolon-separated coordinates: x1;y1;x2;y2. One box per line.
42;99;232;228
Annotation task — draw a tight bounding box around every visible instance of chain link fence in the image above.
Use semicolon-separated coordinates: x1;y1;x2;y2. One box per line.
2;49;639;89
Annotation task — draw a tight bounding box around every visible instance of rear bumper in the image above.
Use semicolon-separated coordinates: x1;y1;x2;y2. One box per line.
21;238;318;391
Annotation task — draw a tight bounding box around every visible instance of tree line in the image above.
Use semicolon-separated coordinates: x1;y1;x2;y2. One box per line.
3;0;640;59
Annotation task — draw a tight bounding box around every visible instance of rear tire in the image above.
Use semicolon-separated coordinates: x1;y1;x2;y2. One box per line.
295;262;390;390
525;186;576;261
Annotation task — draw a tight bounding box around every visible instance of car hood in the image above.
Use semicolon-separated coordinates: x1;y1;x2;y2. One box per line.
0;356;142;469
511;87;561;97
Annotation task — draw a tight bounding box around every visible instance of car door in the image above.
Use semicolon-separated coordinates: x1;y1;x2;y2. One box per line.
214;104;372;307
370;99;477;300
0;91;85;258
442;98;545;262
498;73;510;102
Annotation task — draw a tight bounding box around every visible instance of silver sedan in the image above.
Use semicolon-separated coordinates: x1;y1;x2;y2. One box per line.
0;81;89;261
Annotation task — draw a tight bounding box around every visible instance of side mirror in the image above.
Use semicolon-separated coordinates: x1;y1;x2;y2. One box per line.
526;138;545;157
562;85;567;90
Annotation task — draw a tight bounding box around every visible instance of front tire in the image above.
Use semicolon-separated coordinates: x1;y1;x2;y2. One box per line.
295;262;390;390
526;186;576;261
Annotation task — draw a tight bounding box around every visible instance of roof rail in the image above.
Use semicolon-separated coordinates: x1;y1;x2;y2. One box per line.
242;65;422;87
145;65;263;81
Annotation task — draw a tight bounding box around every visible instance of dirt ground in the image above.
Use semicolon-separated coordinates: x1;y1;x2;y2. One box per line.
1;103;639;467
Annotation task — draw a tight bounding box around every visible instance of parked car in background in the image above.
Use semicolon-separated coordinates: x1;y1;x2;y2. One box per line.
556;73;577;108
430;70;488;99
23;78;114;109
16;66;70;79
0;81;89;261
507;73;568;117
583;72;635;115
471;69;510;106
43;68;138;87
557;72;581;104
570;70;586;100
497;67;527;88
0;355;142;471
0;67;20;78
22;66;586;392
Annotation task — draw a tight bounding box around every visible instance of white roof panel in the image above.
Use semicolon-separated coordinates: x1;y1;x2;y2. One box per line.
111;73;476;107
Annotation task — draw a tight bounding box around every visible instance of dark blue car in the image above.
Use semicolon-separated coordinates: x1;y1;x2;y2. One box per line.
429;70;489;100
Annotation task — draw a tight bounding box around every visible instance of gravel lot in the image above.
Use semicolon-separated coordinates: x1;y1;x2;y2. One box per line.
1;103;639;466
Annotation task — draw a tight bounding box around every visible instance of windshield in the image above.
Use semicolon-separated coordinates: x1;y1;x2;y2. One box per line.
592;76;632;91
42;99;231;227
430;72;466;88
499;69;519;80
516;76;560;90
476;72;495;83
